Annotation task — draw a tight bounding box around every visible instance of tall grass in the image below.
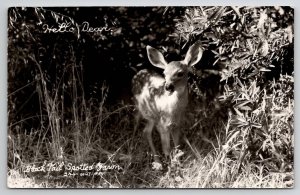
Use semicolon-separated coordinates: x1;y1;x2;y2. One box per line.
7;63;294;188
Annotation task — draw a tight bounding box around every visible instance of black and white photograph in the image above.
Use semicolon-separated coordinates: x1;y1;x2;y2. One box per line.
7;6;294;188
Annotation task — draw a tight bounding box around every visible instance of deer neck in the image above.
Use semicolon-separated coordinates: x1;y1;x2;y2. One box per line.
165;84;188;109
174;84;188;100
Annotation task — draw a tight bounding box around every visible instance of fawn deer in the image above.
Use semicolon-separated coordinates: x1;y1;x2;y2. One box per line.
132;41;203;163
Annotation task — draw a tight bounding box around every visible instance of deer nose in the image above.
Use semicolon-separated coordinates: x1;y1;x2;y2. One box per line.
165;83;174;92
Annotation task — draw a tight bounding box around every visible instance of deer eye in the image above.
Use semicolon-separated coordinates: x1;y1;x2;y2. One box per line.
177;72;184;77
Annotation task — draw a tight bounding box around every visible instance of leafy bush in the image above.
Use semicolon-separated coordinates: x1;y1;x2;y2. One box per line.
172;6;294;173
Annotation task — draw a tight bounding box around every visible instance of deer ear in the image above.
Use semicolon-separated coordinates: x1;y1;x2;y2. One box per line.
184;41;203;66
146;46;167;69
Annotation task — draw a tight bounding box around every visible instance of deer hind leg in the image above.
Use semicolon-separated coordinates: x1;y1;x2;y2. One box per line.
143;120;160;163
133;113;141;138
130;113;141;151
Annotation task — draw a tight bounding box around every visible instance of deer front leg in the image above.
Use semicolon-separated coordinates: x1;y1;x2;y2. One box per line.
159;129;171;159
171;128;181;149
143;120;160;163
